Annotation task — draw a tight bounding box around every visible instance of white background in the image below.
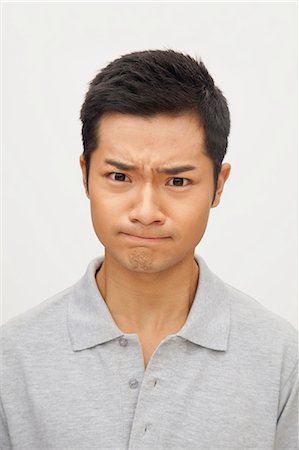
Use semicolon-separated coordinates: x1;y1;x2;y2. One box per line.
2;2;298;329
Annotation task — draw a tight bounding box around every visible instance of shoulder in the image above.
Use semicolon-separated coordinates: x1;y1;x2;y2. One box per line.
224;279;297;340
223;279;298;378
0;282;78;352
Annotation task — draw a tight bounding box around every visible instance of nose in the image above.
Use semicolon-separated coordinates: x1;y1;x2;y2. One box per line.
128;183;166;225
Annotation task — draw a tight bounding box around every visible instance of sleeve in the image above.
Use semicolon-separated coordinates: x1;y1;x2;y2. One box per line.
274;359;299;450
0;393;12;450
0;328;12;450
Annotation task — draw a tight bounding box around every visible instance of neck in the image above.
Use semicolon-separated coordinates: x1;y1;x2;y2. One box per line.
95;252;200;335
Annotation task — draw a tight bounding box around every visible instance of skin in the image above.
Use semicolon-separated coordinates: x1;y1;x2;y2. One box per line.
79;111;231;341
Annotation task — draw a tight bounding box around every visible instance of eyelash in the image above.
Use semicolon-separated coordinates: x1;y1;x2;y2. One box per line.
105;172;192;187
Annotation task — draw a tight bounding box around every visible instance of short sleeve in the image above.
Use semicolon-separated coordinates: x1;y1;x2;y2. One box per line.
274;359;299;450
0;328;12;450
0;393;11;450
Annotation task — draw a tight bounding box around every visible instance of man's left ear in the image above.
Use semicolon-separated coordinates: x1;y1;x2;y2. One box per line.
211;163;231;208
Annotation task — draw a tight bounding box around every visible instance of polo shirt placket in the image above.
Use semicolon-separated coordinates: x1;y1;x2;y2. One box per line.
122;334;187;449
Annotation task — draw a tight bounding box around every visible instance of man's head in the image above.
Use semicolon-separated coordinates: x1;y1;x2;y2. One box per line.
80;49;231;202
79;49;231;273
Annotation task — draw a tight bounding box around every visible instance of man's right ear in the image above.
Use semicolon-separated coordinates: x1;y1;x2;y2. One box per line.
79;155;90;199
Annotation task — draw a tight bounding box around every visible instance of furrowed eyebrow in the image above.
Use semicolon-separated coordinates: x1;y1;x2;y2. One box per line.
104;159;196;175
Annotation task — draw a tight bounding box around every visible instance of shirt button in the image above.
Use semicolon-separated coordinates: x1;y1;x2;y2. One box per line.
119;337;128;347
129;378;139;389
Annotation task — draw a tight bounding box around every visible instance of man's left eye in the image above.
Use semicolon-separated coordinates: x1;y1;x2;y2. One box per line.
168;178;191;187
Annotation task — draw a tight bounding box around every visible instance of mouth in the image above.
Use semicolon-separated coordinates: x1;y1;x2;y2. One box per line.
121;233;170;242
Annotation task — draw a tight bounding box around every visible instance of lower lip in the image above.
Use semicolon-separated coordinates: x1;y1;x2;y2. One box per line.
122;233;170;243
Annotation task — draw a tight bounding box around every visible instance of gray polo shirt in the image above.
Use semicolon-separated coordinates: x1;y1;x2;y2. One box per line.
0;254;298;450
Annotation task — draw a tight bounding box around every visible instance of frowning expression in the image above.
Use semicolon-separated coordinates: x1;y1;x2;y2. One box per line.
80;111;230;273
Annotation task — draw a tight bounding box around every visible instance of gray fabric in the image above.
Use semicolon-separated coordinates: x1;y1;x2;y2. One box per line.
0;254;298;450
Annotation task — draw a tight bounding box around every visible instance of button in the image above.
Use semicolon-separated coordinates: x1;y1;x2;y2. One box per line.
129;378;139;389
119;337;128;347
144;423;152;432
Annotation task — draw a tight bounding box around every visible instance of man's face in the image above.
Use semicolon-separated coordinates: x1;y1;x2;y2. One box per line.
80;112;230;273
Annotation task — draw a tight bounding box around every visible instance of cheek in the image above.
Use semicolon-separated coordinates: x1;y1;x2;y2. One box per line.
89;197;115;234
182;199;212;237
90;193;121;218
178;192;211;219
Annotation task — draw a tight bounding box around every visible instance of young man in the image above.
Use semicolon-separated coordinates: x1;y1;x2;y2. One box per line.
0;50;298;449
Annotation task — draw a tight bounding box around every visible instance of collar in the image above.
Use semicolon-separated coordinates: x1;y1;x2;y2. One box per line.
67;253;230;352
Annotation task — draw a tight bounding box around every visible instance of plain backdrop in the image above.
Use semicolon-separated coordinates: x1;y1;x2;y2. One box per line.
2;2;298;330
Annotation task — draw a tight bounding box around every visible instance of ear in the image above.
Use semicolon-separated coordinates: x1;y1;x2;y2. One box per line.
79;154;90;199
211;163;231;208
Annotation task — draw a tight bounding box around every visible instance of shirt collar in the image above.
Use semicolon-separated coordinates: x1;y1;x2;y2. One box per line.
68;253;230;352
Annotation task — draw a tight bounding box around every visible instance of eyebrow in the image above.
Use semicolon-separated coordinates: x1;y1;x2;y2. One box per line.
104;159;197;175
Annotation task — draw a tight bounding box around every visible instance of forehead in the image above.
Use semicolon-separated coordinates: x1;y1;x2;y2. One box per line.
95;112;207;166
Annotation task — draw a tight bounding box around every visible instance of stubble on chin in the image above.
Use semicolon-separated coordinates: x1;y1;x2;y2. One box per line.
128;249;154;271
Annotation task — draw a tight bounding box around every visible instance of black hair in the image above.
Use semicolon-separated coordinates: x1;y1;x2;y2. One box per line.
80;49;230;203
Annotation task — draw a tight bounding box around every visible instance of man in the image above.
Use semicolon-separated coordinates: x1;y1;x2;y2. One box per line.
0;49;298;449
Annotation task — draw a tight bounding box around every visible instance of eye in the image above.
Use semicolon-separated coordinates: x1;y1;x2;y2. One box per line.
106;172;191;187
107;172;130;182
167;177;191;187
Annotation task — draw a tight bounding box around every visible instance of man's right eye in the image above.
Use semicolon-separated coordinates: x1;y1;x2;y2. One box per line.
107;172;130;182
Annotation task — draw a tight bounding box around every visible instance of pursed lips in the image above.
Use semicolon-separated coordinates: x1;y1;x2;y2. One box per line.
122;233;170;240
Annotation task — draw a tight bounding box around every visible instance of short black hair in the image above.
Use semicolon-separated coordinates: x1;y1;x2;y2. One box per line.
80;49;230;203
